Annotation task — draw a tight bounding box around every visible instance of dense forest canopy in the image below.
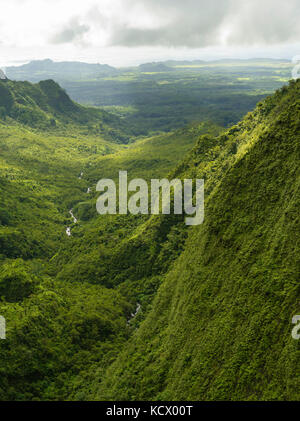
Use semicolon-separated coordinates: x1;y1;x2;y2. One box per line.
0;64;299;401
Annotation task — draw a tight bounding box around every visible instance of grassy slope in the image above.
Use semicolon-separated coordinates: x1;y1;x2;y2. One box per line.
90;80;300;401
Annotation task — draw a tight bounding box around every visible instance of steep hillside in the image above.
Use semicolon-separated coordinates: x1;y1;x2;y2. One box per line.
86;80;300;401
0;79;136;142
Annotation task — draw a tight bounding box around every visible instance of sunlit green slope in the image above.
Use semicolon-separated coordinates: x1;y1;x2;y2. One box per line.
90;80;300;401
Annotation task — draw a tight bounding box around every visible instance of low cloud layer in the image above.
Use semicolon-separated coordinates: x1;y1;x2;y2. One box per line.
106;0;300;48
1;0;300;66
50;18;90;45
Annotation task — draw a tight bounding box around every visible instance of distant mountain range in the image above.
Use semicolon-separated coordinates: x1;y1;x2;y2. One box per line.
5;59;118;82
138;62;175;72
4;58;292;83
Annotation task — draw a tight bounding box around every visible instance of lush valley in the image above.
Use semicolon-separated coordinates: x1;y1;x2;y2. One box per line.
0;71;299;401
0;78;221;399
6;59;293;135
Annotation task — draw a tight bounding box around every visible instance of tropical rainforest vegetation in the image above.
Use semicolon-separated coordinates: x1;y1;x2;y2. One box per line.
0;66;299;400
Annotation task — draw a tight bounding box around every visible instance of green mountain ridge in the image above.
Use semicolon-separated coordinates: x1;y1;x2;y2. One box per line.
86;79;300;401
0;78;137;142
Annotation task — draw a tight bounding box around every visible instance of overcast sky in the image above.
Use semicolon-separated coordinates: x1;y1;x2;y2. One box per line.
1;0;300;67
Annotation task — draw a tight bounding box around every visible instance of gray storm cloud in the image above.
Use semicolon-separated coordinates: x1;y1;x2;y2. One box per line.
50;18;90;45
107;0;300;48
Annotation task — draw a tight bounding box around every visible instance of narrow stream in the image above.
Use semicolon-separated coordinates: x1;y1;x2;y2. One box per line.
69;209;78;223
127;303;141;324
65;172;90;236
66;170;85;236
66;209;78;236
